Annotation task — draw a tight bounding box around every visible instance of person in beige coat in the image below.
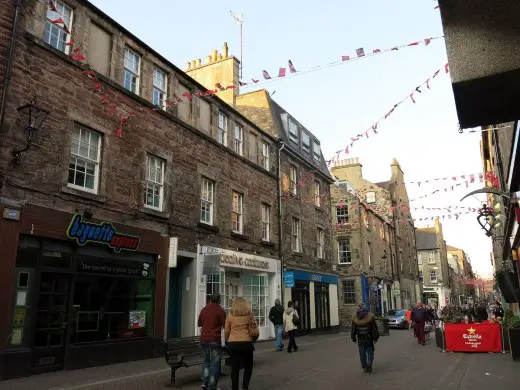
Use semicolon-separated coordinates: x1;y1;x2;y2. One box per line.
283;301;299;353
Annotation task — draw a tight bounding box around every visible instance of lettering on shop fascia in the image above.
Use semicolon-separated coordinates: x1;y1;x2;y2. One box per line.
201;247;269;270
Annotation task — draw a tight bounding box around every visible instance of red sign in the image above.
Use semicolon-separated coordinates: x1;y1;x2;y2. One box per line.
445;297;449;303
444;323;502;352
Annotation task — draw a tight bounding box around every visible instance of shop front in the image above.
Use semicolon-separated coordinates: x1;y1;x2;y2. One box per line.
0;204;168;379
193;246;281;341
283;269;340;335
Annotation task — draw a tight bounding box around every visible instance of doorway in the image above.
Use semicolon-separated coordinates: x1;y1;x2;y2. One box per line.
314;283;330;329
291;282;310;334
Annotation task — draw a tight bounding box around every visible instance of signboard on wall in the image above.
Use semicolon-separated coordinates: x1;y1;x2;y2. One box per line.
284;272;295;288
168;237;178;268
202;254;221;275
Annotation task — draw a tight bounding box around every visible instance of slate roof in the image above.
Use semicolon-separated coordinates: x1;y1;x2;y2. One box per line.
415;230;438;250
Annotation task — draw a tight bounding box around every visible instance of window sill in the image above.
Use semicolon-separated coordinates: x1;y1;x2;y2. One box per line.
260;240;275;247
315;206;323;212
338;262;352;266
61;186;106;203
139;206;170;219
292;251;303;257
231;231;249;241
197;222;220;233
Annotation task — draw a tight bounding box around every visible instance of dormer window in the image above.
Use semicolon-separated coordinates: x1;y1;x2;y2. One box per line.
302;132;310;153
313;141;321;164
288;119;298;144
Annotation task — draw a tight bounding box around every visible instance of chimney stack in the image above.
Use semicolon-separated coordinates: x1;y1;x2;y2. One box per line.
212;49;218;62
223;42;229;58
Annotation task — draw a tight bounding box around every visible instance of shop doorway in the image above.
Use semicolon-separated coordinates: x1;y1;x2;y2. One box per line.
314;283;330;329
31;272;72;373
291;282;310;335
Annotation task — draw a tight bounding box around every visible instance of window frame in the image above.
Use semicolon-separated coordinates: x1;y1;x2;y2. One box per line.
261;203;270;242
336;206;349;224
302;131;311;153
200;177;215;225
144;154;165;211
44;0;74;54
313;141;321;163
152;67;167;109
428;252;436;264
289;165;298;196
234;124;243;155
291;218;301;253
67;125;102;194
338;239;352;264
430;270;437;283
218;111;228;146
288;118;299;144
316;228;324;259
314;180;321;207
123;47;141;94
261;142;270;170
419;270;424;282
342;280;356;304
367;242;372;267
366;191;376;204
232;191;244;234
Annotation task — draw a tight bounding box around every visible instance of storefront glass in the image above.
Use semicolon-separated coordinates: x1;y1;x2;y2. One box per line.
243;275;269;326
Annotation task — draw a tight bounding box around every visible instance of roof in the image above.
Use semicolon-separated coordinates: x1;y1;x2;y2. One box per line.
415;230;438;250
447;245;462;252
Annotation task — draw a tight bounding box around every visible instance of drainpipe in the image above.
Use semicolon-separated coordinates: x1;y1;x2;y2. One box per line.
391;200;403;308
0;0;23;130
277;139;286;305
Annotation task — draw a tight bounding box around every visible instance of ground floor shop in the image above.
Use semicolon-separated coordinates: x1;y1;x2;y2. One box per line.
0;204;168;379
422;286;451;307
166;246;281;341
283;269;340;334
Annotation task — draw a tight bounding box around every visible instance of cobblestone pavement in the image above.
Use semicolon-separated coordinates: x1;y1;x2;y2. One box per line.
2;330;519;390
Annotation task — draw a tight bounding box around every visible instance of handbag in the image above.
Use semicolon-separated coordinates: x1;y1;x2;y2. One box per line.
248;314;260;342
292;310;301;326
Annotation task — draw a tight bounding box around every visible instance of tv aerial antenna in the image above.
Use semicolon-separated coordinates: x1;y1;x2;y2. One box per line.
230;11;244;79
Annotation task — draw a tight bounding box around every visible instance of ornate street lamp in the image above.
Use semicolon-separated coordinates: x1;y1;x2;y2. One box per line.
476;204;495;237
12;102;49;164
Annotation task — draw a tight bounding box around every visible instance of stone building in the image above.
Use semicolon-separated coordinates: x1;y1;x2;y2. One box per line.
416;220;451;306
447;251;463;305
331;182;395;327
447;245;476;302
0;0;282;377
330;158;421;310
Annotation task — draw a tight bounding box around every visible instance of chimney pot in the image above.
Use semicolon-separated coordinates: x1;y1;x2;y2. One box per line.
190;60;196;68
206;55;212;63
212;49;218;62
223;42;229;58
196;58;201;67
217;53;223;60
186;61;191;70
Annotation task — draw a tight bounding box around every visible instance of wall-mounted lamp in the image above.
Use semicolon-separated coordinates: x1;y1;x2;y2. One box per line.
12;102;49;164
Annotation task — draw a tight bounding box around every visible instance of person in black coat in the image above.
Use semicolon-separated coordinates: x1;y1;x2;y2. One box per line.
268;299;285;351
351;303;380;373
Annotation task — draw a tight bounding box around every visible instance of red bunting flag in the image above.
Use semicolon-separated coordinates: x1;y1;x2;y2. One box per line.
373;49;381;53
356;48;365;57
424;38;431;46
372;123;378;134
278;68;286;77
341;55;350;61
182;91;193;101
50;17;65;26
215;83;224;91
252;79;259;83
408;42;420;46
71;54;86;62
445;63;450;73
426;78;430;89
288;60;297;73
433;70;440;78
384;108;395;119
64;38;75;46
410;93;416;103
262;70;271;80
48;0;57;12
239;81;248;86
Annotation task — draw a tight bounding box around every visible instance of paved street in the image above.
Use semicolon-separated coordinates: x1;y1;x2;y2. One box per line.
1;330;518;390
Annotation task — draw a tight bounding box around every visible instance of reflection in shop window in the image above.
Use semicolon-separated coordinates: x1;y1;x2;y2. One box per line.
243;275;268;327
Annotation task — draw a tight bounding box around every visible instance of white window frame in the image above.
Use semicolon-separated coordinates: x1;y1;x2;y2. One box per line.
261;203;270;242
289;165;298;196
232;191;243;234
218;111;228;146
336;206;348;224
44;1;73;54
314;180;321;207
261;142;270;170
313;141;321;163
68;126;102;194
291;218;301;252
430;270;437;283
428;251;436;264
152;67;167;109
243;275;269;327
123;48;141;94
368;242;372;267
317;228;324;259
144;154;165;211
342;280;356;304
302;131;311;153
200;178;214;225
234;124;243;155
288;119;298;144
366;191;376;204
338;239;352;264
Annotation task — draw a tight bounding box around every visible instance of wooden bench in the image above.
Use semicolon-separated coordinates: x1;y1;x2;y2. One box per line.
160;336;230;388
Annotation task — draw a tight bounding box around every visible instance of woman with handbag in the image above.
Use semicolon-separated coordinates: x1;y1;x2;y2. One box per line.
224;297;259;390
283;301;299;353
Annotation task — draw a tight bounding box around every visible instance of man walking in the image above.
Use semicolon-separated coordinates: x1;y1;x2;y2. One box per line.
198;292;226;390
411;301;428;346
268;298;285;351
351;303;379;373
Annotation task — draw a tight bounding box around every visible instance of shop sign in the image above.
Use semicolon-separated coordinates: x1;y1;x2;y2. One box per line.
221;253;270;270
285;272;295;288
78;260;153;278
66;214;140;252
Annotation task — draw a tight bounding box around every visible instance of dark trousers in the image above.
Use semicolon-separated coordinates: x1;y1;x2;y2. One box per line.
415;321;425;344
287;330;298;352
229;347;253;390
357;342;375;369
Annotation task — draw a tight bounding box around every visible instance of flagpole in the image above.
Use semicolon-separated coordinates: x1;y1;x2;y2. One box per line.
230;11;244;80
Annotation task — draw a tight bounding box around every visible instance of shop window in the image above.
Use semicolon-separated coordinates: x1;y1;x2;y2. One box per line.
205;272;224;304
342;280;356;304
243;275;268;327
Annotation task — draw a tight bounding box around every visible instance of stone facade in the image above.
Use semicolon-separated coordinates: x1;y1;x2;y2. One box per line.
447;245;476;299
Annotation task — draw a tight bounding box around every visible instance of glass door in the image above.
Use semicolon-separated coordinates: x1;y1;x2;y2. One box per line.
31;272;71;372
292;282;310;334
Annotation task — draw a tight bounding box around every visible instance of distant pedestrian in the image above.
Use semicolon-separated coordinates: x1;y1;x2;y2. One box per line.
268;298;285;351
224;297;259;390
411;301;428;346
283;301;299;353
198;292;226;390
493;302;504;319
351;303;380;373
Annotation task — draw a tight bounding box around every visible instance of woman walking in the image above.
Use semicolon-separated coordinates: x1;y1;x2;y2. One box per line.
283;301;299;353
224;297;259;390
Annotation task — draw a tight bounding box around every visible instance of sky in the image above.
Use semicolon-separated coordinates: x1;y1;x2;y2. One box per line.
89;0;493;275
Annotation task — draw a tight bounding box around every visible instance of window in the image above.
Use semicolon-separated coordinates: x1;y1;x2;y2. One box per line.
366;191;376;204
291;218;301;252
314;181;321;207
313;141;321;164
302;132;311;153
419;270;424;282
342;280;356;304
430;270;437;283
152;68;167;109
234;124;243;155
336;205;348;224
200;178;214;225
205;272;223;305
289;165;298;196
44;1;73;53
261;204;270;241
261;142;270;170
144;155;165;210
123;48;140;94
232;192;243;233
338;239;352;264
428;252;436;264
218;111;228;146
288;119;298;144
316;228;324;259
68;126;102;193
243;275;269;327
367;243;372;267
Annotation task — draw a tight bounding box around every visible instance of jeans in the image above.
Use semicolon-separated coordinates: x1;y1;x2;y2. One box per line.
287;330;298;352
274;324;284;351
229;345;254;390
357;342;374;369
201;342;222;390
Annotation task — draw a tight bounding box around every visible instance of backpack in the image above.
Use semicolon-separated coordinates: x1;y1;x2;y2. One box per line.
292;310;300;326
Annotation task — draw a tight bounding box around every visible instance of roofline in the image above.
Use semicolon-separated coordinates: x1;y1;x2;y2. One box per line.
281;142;335;183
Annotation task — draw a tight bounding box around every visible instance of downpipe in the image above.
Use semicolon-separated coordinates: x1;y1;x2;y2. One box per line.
277;139;286;305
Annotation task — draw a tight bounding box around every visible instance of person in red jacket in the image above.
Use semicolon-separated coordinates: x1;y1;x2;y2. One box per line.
198;292;226;390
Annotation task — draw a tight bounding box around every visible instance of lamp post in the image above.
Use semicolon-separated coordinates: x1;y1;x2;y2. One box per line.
12;102;49;164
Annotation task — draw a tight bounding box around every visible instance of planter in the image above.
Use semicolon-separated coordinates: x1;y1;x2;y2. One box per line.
502;327;511;351
509;328;520;361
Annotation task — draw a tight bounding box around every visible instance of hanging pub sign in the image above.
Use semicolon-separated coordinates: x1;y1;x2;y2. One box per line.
66;214;140;252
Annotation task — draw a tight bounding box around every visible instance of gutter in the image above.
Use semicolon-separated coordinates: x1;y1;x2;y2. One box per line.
277;139;286;305
0;0;23;130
